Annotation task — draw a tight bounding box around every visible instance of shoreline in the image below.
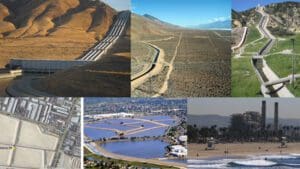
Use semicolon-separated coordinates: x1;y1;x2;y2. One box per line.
188;142;300;158
88;142;186;168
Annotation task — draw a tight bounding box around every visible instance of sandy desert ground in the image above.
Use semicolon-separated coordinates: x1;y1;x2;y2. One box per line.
132;29;231;97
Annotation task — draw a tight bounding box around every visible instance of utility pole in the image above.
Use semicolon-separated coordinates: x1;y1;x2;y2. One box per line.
291;38;295;88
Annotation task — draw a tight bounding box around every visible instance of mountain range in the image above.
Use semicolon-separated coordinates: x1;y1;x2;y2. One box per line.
190;20;231;30
188;114;300;128
0;0;116;39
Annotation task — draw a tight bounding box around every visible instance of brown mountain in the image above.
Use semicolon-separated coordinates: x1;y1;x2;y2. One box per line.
0;0;116;67
0;0;116;39
131;13;179;40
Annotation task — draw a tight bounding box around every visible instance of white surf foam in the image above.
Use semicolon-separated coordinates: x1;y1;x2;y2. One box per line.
187;164;226;168
231;159;277;167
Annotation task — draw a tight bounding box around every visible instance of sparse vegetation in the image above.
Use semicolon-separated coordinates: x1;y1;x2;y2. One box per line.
132;20;231;97
131;42;157;75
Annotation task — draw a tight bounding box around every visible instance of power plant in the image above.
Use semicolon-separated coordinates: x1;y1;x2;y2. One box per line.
260;100;279;132
261;100;266;130
274;102;279;132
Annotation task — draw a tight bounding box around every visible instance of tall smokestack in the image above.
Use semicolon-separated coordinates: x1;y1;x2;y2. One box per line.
261;100;266;130
274;102;279;132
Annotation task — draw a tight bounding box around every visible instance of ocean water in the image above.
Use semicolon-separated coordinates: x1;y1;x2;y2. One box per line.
101;140;169;158
188;154;300;169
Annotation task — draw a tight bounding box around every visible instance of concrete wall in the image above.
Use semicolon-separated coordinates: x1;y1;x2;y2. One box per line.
10;59;90;73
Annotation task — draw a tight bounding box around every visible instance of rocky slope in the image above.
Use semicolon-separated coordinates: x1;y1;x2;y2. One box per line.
232;1;300;35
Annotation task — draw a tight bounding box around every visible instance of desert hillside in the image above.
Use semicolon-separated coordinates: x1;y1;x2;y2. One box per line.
32;11;131;97
265;1;300;35
232;8;261;28
232;1;300;35
0;0;116;67
131;13;178;40
0;0;116;39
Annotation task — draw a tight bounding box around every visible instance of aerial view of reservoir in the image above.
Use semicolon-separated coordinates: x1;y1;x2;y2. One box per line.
84;98;187;168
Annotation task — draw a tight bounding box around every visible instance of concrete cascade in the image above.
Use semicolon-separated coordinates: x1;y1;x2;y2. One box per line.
8;11;130;73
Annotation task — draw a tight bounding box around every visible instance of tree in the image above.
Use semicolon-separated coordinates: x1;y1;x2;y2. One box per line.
229;114;246;140
187;125;199;143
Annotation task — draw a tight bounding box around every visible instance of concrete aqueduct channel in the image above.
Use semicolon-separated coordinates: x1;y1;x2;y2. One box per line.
8;11;130;73
4;11;130;96
252;7;294;97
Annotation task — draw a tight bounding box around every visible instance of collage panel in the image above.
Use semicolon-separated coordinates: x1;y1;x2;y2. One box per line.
232;0;300;97
84;98;187;168
0;97;81;169
131;0;231;97
0;0;300;168
0;0;130;97
187;98;300;168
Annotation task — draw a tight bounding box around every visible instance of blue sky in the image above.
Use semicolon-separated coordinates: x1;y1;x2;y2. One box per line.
233;0;300;11
101;0;130;11
132;0;231;27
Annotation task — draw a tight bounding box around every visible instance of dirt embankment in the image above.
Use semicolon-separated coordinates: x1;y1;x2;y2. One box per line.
33;18;131;97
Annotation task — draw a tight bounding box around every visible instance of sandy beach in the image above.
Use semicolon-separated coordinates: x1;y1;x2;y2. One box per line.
88;142;186;169
188;142;300;158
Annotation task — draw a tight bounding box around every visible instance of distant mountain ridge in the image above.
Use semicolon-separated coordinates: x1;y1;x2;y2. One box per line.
188;114;300;128
131;13;179;40
188;114;230;128
190;20;231;30
143;13;181;28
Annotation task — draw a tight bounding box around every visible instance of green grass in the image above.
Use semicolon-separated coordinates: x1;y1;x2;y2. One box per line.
265;53;300;96
244;38;269;53
244;26;261;44
231;57;262;97
84;148;179;169
270;34;300;54
265;54;300;78
287;82;300;97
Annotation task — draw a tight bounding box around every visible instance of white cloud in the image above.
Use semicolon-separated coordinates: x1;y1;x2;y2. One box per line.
208;16;231;23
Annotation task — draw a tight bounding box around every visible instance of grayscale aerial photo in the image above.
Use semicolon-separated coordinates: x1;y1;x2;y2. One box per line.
0;97;81;169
